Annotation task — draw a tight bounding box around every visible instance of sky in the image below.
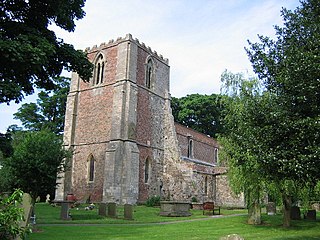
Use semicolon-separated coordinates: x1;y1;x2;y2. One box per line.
0;0;300;133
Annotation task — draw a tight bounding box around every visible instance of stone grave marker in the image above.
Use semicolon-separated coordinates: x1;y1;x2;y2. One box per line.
107;202;117;218
124;204;133;220
98;203;107;217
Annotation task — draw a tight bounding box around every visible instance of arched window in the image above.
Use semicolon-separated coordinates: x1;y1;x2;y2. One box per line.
145;157;150;183
88;154;95;182
204;176;208;195
145;59;153;89
187;138;193;158
94;54;105;85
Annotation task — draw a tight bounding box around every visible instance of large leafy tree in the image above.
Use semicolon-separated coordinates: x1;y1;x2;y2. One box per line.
171;94;225;138
247;0;320;220
2;130;69;204
13;76;70;134
0;0;93;104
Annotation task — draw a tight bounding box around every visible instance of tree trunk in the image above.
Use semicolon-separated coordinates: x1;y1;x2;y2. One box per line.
248;200;261;225
247;189;261;225
282;193;292;228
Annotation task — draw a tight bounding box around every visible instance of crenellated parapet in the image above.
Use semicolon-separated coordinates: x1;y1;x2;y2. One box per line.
84;33;169;65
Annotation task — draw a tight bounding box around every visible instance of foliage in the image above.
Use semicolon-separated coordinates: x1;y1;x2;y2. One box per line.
0;0;93;104
0;189;30;240
145;195;160;207
171;94;225;138
14;76;70;134
3;130;70;202
219;70;264;225
246;0;320;186
221;0;320;227
0;132;13;158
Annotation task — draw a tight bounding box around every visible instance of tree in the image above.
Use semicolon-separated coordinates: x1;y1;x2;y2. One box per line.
3;130;69;206
219;70;264;225
13;76;70;134
171;94;225;138
246;0;320;227
0;0;93;104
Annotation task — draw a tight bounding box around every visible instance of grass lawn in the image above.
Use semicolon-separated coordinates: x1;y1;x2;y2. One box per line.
27;203;320;240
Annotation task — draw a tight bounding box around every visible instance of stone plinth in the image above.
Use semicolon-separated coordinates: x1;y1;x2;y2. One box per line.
160;201;191;217
53;200;75;220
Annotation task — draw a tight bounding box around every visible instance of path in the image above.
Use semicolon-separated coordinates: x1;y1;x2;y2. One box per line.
38;214;246;227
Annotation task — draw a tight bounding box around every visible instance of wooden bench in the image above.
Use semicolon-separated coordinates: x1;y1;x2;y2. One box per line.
203;202;220;215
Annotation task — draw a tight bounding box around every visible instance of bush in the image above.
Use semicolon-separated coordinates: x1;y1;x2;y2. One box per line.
0;189;30;240
145;196;160;207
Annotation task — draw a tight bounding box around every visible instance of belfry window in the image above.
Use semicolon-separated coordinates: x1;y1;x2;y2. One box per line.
145;157;150;183
94;54;105;85
146;59;153;89
88;154;95;182
187;138;193;158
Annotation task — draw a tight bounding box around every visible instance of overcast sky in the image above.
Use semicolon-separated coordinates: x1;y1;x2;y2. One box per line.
0;0;300;133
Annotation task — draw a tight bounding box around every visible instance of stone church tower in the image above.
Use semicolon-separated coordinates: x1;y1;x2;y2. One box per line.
55;34;171;204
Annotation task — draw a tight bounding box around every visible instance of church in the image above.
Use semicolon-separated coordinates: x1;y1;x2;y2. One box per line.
55;34;244;207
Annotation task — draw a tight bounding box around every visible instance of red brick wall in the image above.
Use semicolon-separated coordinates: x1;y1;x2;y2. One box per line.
175;123;219;165
70;45;118;202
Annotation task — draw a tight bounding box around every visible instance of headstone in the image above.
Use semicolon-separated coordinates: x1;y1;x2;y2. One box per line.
98;203;107;216
220;234;244;240
266;202;276;215
107;202;117;218
304;210;316;221
45;194;50;203
21;193;33;226
124;204;133;220
290;206;301;220
16;193;33;240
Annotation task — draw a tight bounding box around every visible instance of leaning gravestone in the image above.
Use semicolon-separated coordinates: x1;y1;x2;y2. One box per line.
16;193;33;240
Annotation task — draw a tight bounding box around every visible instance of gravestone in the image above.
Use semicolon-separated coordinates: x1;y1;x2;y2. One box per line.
124;204;133;220
21;193;33;225
107;202;117;218
45;194;50;203
98;203;107;216
266;202;276;215
16;193;33;240
290;206;301;220
304;210;316;221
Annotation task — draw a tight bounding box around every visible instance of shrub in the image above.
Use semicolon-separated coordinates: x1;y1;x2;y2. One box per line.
145;195;160;207
0;189;30;240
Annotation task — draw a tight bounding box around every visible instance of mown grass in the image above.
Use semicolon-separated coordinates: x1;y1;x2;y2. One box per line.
27;203;320;240
35;203;246;224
